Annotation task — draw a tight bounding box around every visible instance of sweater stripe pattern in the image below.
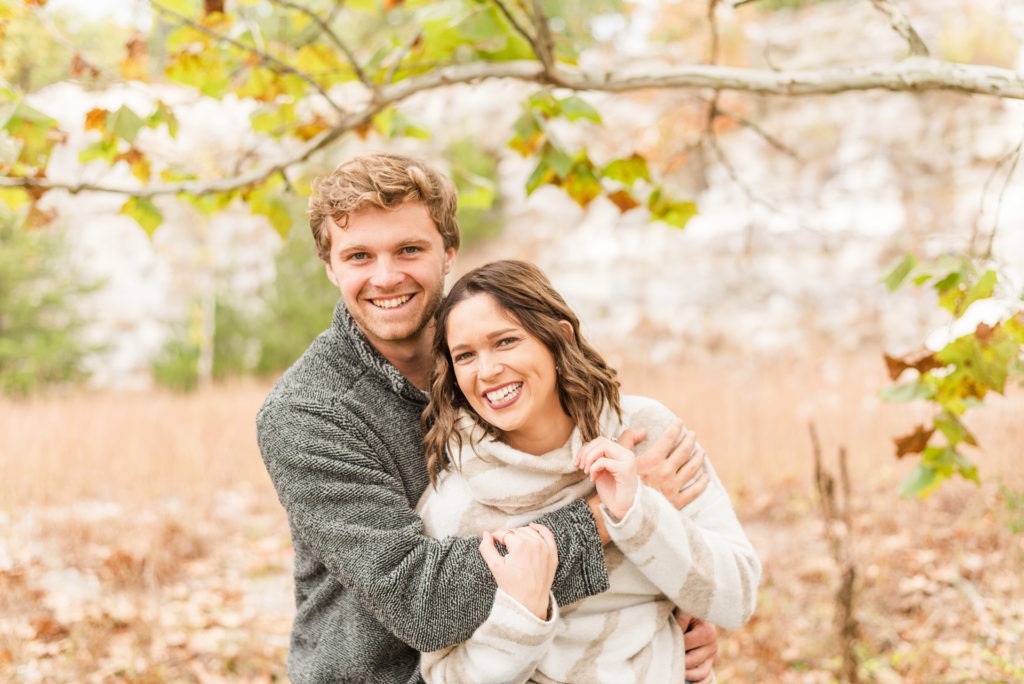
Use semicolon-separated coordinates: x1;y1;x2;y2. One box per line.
417;395;761;684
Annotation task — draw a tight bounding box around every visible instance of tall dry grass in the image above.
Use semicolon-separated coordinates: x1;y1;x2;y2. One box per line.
0;379;278;514
2;348;1020;515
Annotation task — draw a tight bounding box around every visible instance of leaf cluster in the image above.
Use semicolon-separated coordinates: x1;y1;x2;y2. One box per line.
882;254;1024;498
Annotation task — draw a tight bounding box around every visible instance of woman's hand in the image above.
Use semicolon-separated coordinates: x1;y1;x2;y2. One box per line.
574;437;639;520
479;523;558;621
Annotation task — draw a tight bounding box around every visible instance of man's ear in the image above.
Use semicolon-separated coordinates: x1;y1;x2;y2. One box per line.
443;246;456;275
324;262;339;288
557;320;574;341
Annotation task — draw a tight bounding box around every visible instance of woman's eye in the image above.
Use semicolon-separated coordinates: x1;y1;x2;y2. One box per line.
453;352;473;363
497;337;518;347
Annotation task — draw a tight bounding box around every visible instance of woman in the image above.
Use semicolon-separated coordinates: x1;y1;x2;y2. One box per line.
417;260;759;683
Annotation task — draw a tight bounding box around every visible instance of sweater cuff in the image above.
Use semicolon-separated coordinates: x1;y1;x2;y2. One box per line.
492;588;559;635
601;483;653;540
539;498;610;607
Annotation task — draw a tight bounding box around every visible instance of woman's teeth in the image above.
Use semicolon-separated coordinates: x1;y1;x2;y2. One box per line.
486;383;522;403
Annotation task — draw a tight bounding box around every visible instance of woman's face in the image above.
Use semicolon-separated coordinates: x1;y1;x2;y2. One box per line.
445;293;573;454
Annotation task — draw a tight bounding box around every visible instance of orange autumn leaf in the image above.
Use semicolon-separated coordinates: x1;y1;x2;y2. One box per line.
84;108;110;133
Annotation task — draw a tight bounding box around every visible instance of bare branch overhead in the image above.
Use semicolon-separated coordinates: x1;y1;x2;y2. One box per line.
6;57;1024;198
869;0;930;57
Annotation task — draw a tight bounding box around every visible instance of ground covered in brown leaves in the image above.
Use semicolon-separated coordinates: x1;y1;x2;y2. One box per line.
1;375;1021;682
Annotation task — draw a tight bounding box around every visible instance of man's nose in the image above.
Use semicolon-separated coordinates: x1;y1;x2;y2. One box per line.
369;257;403;289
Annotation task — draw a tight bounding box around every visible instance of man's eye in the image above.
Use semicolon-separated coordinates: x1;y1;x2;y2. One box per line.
401;246;421;255
348;252;369;261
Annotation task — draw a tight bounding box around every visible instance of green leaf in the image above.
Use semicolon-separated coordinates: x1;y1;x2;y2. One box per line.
959;269;998;315
933;411;978;447
880;379;934;403
79;139;120;164
899;463;943;498
543;142;574;179
120;197;163;236
935;270;965;314
648;186;697;230
248;181;294;237
454;171;496;210
147;101;179;138
0;187;32;213
559;95;601;123
602;154;651;186
563;162;602;207
372;108;431;140
525;155;556;195
107;105;145;144
884;253;918;292
1;101;60;168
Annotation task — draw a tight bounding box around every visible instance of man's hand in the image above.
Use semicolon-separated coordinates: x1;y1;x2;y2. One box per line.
677;611;718;684
635;419;710;509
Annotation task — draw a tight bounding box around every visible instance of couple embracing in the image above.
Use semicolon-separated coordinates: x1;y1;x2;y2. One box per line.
256;153;760;683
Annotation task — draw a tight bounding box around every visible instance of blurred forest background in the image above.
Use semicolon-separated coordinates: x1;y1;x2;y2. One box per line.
1;0;1023;681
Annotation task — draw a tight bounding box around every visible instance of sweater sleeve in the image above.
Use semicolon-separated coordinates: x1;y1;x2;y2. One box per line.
257;395;608;653
420;589;559;684
601;467;761;630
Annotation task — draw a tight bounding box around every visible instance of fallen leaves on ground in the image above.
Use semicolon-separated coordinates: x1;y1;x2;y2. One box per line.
1;478;1022;682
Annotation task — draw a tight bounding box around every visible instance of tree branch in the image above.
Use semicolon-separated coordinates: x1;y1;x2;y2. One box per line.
151;1;345;115
869;0;930;57
530;0;558;74
6;58;1024;197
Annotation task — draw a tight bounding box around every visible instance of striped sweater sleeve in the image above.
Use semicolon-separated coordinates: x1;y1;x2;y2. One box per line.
600;467;761;630
420;589;559;684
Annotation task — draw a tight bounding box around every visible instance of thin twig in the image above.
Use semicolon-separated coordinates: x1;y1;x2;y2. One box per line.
987;137;1023;258
714;106;801;158
151;1;345;115
973;127;1024;257
490;0;545;64
382;28;424;85
30;5;107;79
268;0;380;97
869;0;929;57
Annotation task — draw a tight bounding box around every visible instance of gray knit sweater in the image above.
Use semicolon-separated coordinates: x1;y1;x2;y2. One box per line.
256;300;610;683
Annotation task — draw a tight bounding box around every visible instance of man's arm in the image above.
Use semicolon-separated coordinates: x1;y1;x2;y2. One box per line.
257;398;608;652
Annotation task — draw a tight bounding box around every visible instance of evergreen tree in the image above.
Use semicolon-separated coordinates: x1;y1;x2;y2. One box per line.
0;215;100;395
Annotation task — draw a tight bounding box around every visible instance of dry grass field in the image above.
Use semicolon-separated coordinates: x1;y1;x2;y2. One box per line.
1;350;1022;682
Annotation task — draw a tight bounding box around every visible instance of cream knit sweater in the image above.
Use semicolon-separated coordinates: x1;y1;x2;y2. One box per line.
416;395;760;684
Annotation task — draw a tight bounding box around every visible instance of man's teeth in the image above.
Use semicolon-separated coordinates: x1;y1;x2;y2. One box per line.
486;383;522;403
372;295;412;309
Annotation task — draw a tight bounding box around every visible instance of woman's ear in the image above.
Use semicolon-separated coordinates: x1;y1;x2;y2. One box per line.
557;320;574;341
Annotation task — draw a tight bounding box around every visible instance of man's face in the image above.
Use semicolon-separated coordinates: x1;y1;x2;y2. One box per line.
324;202;456;351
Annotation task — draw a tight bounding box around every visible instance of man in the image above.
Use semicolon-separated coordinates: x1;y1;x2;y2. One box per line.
256;153;718;683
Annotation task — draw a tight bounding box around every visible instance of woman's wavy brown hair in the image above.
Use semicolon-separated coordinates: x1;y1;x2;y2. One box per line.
422;260;621;486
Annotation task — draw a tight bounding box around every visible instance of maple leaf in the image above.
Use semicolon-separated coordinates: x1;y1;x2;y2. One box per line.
883;351;945;381
894;424;935;458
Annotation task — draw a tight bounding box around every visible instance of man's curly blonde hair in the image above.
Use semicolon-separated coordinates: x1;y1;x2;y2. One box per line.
308;153;460;262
